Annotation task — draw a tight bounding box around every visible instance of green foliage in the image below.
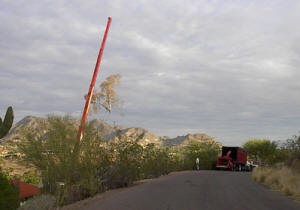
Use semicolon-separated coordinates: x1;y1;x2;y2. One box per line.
18;116;183;205
0;106;14;138
18;116;99;205
0;172;20;210
18;194;56;210
19;116;75;193
18;116;222;206
0;166;41;186
243;139;291;165
183;140;221;170
104;138;178;188
142;144;174;178
107;139;144;187
270;148;289;165
16;171;41;185
243;139;279;164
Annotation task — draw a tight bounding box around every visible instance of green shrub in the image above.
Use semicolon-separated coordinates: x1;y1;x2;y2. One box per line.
142;145;175;178
20;171;41;185
18;116;108;205
183;140;221;170
18;116;77;195
0;172;20;210
102;135;144;188
18;195;56;210
17;116;184;206
11;171;42;186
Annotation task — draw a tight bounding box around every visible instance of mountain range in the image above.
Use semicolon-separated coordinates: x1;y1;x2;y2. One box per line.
0;116;222;149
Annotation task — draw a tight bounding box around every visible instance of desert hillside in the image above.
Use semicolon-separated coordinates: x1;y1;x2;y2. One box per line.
0;116;222;157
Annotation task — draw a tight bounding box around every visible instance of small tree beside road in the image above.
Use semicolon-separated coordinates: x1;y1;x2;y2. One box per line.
243;139;288;165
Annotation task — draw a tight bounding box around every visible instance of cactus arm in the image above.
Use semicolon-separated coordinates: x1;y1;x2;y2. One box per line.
0;106;14;138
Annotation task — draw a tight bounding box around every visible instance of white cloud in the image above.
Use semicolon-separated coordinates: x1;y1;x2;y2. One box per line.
1;0;300;145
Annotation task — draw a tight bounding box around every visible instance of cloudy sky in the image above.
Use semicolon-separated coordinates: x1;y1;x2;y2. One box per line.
1;0;300;145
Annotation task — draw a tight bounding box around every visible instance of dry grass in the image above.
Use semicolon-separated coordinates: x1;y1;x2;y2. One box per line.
252;164;300;202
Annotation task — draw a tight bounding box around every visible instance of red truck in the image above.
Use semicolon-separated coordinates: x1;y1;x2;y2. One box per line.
216;146;247;171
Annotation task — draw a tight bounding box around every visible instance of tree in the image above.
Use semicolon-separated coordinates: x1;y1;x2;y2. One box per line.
0;106;14;138
85;74;122;114
243;139;278;163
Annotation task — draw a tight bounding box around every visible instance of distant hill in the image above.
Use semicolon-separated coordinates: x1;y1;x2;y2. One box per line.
1;116;115;144
162;133;222;148
86;119;122;139
0;116;221;148
105;127;163;146
1;116;46;144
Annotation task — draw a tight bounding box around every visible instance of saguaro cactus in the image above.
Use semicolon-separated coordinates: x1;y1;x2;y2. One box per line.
0;106;14;138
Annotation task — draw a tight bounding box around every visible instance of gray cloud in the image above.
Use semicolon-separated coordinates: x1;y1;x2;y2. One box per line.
1;0;300;145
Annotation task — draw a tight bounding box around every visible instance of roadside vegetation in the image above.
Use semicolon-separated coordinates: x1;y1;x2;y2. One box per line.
182;140;220;170
253;164;300;201
7;116;220;209
243;139;288;165
0;171;20;210
246;135;300;201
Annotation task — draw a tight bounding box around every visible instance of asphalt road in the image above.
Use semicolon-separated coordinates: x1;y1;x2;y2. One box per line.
65;171;300;210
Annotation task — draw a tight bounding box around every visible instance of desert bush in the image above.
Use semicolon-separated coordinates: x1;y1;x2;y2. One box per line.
253;165;300;201
103;135;181;187
0;172;20;210
18;116;108;205
17;116;186;206
183;140;221;170
10;171;42;186
142;144;174;178
18;116;77;194
20;171;41;185
105;138;143;188
18;194;56;210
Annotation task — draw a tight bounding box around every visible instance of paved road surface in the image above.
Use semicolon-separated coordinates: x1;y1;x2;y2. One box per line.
65;171;300;210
